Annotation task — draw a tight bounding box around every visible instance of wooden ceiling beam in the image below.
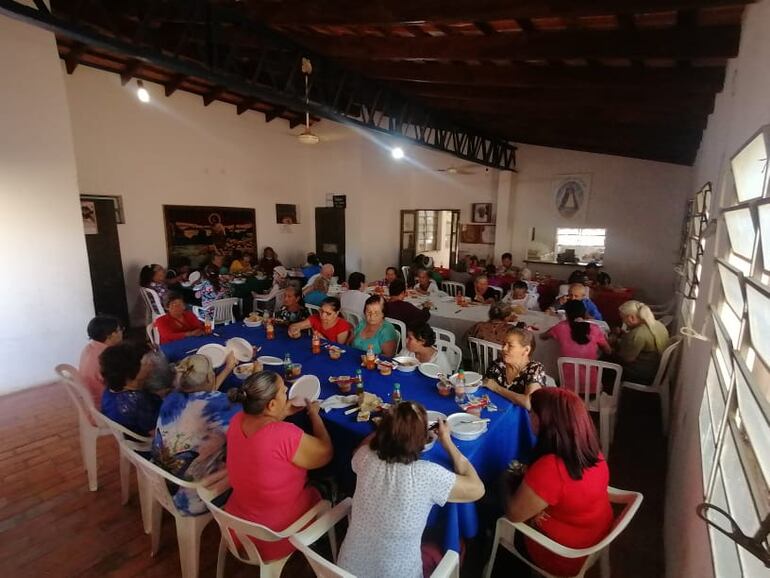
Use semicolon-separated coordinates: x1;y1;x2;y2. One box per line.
297;25;740;61
246;0;750;27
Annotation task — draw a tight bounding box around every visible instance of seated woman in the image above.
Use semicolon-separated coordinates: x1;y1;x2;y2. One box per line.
195;270;227;307
140;263;171;304
257;246;282;278
398;323;454;375
506;388;613;577
155;292;204;344
413;268;439;296
503;280;540;311
274;285;309;324
152;353;239;515
289;296;351;344
79;315;123;406
615;300;670;384
253;266;289;305
541;300;611;389
100;342;162;436
370;266;399;288
338;402;484;578
350;295;399;357
467;302;515;345
205;254;228;277
481;327;546;410
465;275;499;304
225;371;333;561
303;273;330;307
229;250;253;274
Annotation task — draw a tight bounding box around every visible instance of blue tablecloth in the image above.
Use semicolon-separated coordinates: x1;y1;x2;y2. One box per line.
161;322;535;553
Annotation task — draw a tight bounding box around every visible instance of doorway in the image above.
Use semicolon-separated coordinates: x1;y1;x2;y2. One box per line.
315;207;346;280
399;209;459;269
81;196;129;326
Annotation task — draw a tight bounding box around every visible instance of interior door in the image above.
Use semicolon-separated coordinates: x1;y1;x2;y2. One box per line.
81;197;129;326
448;209;460;269
399;210;417;267
315;207;346;280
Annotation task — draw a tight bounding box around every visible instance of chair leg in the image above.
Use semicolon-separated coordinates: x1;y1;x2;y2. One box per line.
262;558;290;578
483;522;502;578
600;549;611;578
119;451;131;505
80;425;99;492
136;470;153;534
328;524;338;562
600;410;611;457
174;515;208;578
660;382;670;437
216;537;227;578
150;501;164;556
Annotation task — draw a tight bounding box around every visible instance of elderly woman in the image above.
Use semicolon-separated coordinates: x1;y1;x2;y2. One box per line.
225;371;333;561
506;388;612;577
274;285;309;324
481;327;546;409
615;300;670;384
413;268;439;296
467;302;516;345
303;272;331;307
152;353;239;515
155;292;204;344
397;323;454;375
140;264;172;304
79;315;123;406
195;269;228;307
100;342;162;436
289;296;351;344
556;283;603;321
338;402;484;578
257;246;282;277
465;275;499;304
350;295;400;357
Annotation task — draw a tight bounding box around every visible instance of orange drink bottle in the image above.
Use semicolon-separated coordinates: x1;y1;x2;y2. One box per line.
365;344;376;370
312;331;321;354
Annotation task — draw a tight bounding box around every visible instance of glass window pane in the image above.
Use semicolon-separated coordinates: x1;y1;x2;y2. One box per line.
724;209;756;260
557;228;581;236
708;472;742;578
719;301;742;345
713;314;735;384
707;360;726;430
721;429;761;548
745;283;770;367
735;365;770;487
758;202;770;273
699;391;716;488
731;132;768;202
582;228;606;236
717;262;745;316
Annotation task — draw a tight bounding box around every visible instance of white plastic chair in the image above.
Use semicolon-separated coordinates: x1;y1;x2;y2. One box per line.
438;341;463;372
129;454;212;578
401;265;410;283
467;337;502;375
483;487;643;578
140;287;165;321
385;317;407;352
193;297;239;326
341;310;362;329
306;303;321;316
545;375;557;387
253;287;285;314
440;281;465;297
198;488;334;578
55;364;111;492
146;322;160;347
489;285;504;300
289;498;459;578
433;326;456;346
620;337;682;436
557;358;623;455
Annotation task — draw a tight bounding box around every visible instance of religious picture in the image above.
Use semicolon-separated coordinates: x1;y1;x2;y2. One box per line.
472;203;493;224
460;223;495;244
276;203;298;224
553;174;591;221
81;200;98;234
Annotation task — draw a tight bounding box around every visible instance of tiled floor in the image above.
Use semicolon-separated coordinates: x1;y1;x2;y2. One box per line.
0;382;665;577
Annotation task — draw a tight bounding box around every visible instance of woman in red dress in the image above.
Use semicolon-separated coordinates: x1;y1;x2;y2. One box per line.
155;292;204;344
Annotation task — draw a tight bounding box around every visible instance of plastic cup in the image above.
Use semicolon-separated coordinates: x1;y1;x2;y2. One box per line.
291;363;302;377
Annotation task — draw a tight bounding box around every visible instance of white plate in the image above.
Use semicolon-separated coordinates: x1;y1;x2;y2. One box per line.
288;375;321;407
226;337;253;362
197;343;228;369
187;271;201;284
418;362;442;379
426;410;448;424
244;319;263;328
393;356;419;372
257;355;283;366
449;371;483;394
440;296;455;302
447;412;488;441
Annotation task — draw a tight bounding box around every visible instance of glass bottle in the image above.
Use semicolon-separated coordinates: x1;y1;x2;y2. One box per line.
283;353;292;380
454;369;466;404
391;383;402;404
355;369;364;402
265;314;275;340
311;331;321;354
365;344;376;370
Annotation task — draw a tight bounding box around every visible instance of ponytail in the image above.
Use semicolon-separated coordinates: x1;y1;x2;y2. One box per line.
619;300;667;351
564;299;590;345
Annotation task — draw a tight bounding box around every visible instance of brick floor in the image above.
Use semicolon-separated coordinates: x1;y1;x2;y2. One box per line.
0;382;665;577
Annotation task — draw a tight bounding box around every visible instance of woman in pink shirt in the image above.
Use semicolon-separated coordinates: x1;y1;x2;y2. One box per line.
541;300;611;391
78;316;123;406
224;371;333;561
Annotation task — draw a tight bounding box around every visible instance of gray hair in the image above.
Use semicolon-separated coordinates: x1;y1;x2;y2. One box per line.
175;354;214;392
489;302;513;321
227;370;282;415
618;300;666;350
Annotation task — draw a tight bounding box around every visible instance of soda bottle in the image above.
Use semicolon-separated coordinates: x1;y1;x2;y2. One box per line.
204;309;213;335
283;353;292;380
355;369;364;402
365;344;376;370
454;369;466;404
311;331;321;354
391;383;402;404
265;314;275;340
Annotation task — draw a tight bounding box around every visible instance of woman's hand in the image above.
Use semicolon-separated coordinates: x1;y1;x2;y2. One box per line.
224;351;238;370
306;399;321;417
436;419;453;448
288;324;301;338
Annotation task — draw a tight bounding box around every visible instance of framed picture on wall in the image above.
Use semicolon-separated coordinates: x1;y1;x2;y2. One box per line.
553;174;591;221
163;205;256;268
472;203;493;224
276;203;298;224
460;223;495;244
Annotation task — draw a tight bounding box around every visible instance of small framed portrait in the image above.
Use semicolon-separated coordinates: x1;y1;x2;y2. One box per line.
472;203;493;224
276;204;298;224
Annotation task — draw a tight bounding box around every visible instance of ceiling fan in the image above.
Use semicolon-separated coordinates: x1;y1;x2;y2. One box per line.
436;163;482;175
296;57;320;145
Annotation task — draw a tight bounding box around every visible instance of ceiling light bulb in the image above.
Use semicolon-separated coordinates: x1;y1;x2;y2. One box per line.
391;147;404;160
136;80;150;103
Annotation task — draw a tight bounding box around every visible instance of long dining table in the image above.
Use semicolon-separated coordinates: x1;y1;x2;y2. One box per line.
160;321;535;553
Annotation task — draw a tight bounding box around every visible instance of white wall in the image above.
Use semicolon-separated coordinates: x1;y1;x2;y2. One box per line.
666;2;770;577
0;15;93;394
505;145;692;303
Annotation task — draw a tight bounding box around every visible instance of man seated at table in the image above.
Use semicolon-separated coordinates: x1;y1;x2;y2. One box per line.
503;281;540;311
303;263;334;296
497;252;519;277
370;266;399;288
341;272;368;317
413;268;440;296
384;279;430;327
557;283;603;321
465;275;499;304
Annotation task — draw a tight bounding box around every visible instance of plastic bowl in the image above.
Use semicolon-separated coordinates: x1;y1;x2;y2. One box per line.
233;363;256;380
447;412;488;441
393;356;419;372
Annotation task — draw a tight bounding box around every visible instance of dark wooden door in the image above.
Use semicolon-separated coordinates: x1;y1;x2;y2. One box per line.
315;207;346;280
399;210;417;267
82;197;129;326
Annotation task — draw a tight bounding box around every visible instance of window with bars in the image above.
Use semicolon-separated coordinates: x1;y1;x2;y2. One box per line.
555;228;606;263
416;210;438;252
698;128;770;577
679;183;711;304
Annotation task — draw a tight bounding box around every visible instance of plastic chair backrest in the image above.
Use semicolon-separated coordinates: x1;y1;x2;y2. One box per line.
306;303;321;316
438;342;463;372
440;281;465;297
385;317;406;351
648;336;682;389
146;323;160;347
274;289;285;311
544;375;557;387
98;412;153;453
342;310;362;329
557;357;623;409
489;286;504;300
140;287;165;319
129;448;202;515
401;266;410;283
210;298;238;325
467;337;502;375
433;326;456;346
56;364;100;425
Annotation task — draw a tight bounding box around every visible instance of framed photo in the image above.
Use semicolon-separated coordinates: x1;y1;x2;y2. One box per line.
163;205;256;268
276;203;298;224
472;203;493;224
460;223;495;244
81;200;98;234
553;174;592;221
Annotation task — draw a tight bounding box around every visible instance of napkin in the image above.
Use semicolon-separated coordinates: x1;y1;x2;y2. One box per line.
320;395;358;413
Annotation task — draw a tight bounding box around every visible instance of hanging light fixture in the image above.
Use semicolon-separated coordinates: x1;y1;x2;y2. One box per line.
136;79;150;103
297;58;320;145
